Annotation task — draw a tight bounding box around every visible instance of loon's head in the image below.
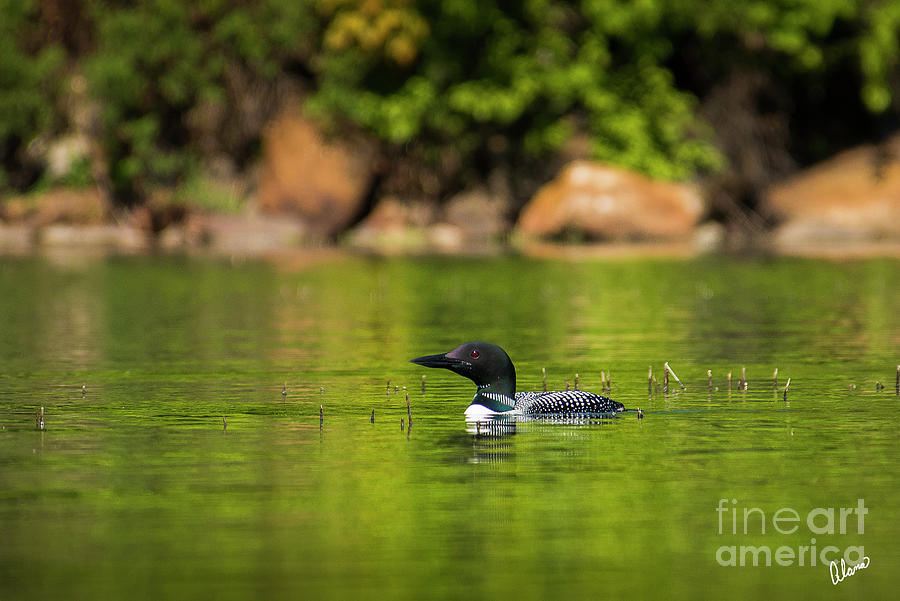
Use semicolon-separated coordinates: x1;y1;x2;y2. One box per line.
410;342;516;399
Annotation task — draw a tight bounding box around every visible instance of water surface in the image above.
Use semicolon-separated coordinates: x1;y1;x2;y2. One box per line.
1;253;897;599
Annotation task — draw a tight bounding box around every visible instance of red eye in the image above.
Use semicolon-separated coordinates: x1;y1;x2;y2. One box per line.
470;349;480;359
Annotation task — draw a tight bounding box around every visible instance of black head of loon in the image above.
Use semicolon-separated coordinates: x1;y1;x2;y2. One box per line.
410;341;516;400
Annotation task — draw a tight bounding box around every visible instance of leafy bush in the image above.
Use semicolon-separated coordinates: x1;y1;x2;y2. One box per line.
84;0;316;203
311;0;724;181
312;0;900;185
0;0;63;191
2;0;899;207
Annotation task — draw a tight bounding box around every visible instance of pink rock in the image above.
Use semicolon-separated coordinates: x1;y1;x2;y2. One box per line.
184;213;307;255
343;196;435;253
257;111;375;237
39;224;149;251
3;187;107;226
0;224;35;253
517;161;704;240
763;135;900;244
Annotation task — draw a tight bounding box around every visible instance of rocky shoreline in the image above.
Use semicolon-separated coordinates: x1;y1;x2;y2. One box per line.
3;116;899;259
2;212;899;259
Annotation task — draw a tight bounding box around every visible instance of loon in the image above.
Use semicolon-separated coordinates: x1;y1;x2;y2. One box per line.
411;342;625;419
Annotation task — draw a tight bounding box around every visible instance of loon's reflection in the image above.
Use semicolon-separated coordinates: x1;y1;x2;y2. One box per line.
464;412;622;463
465;414;517;437
466;412;621;437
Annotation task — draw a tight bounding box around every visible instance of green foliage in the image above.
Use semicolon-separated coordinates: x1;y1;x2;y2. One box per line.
84;0;317;201
311;0;900;182
60;156;95;188
30;155;94;194
2;0;900;203
312;0;725;180
0;0;63;191
172;172;245;214
858;1;900;112
85;0;219;198
0;0;63;140
669;0;899;113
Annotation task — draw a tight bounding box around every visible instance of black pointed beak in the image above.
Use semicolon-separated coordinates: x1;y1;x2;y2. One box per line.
410;352;465;369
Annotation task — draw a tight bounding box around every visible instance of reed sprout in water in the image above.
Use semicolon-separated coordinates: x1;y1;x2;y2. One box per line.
663;362;684;393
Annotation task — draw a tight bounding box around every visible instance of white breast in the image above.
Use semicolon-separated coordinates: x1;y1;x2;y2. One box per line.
464;403;507;419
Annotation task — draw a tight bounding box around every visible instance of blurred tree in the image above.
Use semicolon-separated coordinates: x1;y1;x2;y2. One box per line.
1;0;898;215
0;0;64;191
84;0;317;203
663;0;900;224
309;0;724;190
667;0;900;114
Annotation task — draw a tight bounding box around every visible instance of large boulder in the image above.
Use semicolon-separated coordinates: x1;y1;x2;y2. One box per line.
257;111;376;238
517;161;704;240
762;136;900;245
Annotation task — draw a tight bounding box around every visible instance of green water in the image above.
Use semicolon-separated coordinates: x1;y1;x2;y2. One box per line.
1;253;898;600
